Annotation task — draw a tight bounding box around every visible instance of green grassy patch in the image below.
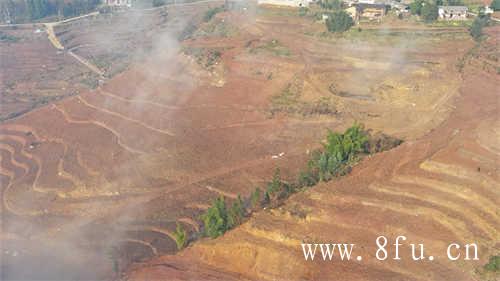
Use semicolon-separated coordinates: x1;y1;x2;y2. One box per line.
0;31;20;43
269;82;337;117
182;46;223;69
194;19;238;38
249;39;291;57
204;6;225;22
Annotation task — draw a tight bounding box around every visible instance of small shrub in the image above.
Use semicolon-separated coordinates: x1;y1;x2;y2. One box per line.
263;191;271;205
268;168;282;194
299;7;309;16
470;17;488;41
173;222;187;250
0;31;19;43
484;255;500;272
204;6;224;22
297;169;318;188
364;132;403;153
228;195;245;228
202;196;228;238
250;187;261;208
252;40;291;57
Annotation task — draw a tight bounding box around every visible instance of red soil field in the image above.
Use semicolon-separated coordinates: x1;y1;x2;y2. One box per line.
1;4;497;280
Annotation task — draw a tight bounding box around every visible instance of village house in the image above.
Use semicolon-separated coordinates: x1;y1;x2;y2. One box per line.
345;3;386;22
358;3;386;20
438;6;468;20
257;0;315;7
482;5;494;15
345;6;358;19
104;0;132;8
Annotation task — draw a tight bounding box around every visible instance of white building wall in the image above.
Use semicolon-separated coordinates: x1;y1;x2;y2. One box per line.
257;0;313;7
106;0;132;8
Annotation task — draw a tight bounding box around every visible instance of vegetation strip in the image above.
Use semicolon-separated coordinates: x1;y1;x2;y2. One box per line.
173;123;402;249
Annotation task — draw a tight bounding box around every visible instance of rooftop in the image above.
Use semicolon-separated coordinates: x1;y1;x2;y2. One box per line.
438;6;468;11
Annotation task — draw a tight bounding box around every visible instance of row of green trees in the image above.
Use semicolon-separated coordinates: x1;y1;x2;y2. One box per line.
173;124;401;250
194;123;379;242
0;0;101;23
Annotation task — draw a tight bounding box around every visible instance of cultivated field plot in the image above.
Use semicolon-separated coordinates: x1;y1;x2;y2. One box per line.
0;26;96;121
54;3;213;77
1;4;495;280
128;26;500;281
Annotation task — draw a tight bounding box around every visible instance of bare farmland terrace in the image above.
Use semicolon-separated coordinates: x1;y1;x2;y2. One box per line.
2;3;497;280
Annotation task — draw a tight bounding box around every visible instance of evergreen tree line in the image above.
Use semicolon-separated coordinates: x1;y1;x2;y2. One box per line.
0;0;101;23
172;123;402;250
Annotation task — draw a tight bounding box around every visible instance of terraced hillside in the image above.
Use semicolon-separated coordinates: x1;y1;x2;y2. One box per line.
54;2;222;78
127;26;500;281
1;5;491;280
0;26;96;121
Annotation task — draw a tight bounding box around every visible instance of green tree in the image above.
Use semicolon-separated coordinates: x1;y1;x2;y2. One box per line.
325;11;354;33
227;195;245;228
470;16;488;41
484;255;500;272
410;0;424;15
492;0;500;11
250;187;261;208
202;196;228;238
421;2;438;22
297;169;318;187
173;222;188;250
204;6;224;22
342;122;368;157
319;0;341;10
267;168;282;194
263;191;271;205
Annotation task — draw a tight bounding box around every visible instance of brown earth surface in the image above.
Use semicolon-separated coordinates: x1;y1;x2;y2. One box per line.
0;25;97;121
126;25;500;281
1;3;498;280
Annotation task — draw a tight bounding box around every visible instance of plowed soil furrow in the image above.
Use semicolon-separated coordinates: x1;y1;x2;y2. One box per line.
30;141;75;193
392;175;499;217
237;223;458;281
178;217;200;232
122;239;158;256
52;103;145;155
0;145;30;177
203;184;238;199
56;99;167;153
419;160;500;190
1;129;95;187
307;190;471;241
367;184;498;240
3;7;499;280
99;89;180;110
84;92;179;134
0;149;27;180
77;95;175;136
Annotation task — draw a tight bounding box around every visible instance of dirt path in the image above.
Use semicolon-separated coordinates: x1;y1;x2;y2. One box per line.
68;51;105;76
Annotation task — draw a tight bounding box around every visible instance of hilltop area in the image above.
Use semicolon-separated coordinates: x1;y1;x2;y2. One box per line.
0;0;498;280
